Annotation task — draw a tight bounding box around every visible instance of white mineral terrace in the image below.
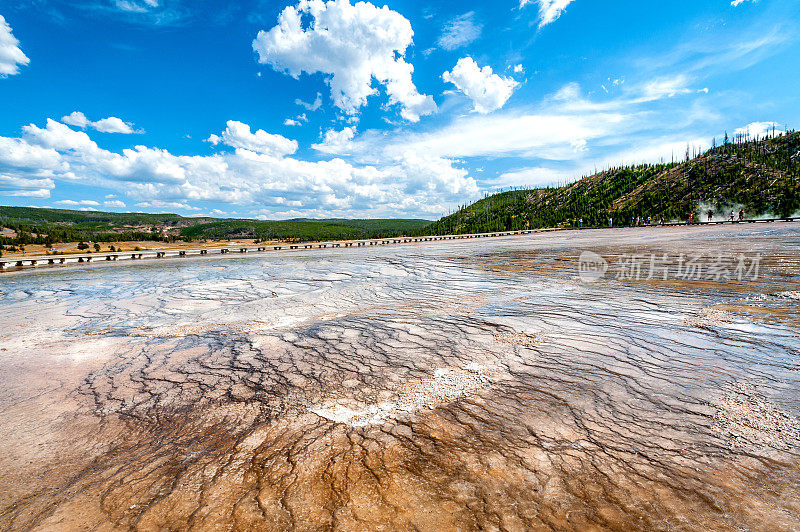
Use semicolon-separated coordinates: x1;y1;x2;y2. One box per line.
0;223;798;530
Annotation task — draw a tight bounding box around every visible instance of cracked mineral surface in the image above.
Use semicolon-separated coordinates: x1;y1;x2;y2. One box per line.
1;223;799;531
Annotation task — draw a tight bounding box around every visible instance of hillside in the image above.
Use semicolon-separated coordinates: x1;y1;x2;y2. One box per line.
178;218;431;242
2;131;798;248
0;207;430;248
420;131;800;235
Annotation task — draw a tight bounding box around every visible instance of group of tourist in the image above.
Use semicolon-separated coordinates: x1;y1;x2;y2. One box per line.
707;209;745;222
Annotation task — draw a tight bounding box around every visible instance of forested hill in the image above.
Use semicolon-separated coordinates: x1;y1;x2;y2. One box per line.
0;207;430;246
420;131;800;235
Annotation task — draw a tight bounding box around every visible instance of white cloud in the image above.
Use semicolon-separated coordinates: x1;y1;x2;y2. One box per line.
392;152;477;197
437;12;482;51
731;0;755;6
206;120;298;157
520;0;576;28
296;92;322;111
734;121;783;138
0;118;476;218
284;113;308;126
311;126;356;154
0;175;54;197
93;117;137;134
513;64;524;73
491;167;561;188
104;199;127;208
135;200;200;211
379;110;617;161
115;0;159;13
61;111;141;134
640;75;692;100
0;14;30;77
253;0;436;122
442;57;519;114
345;80;715;181
0;135;63;198
55;199;101;206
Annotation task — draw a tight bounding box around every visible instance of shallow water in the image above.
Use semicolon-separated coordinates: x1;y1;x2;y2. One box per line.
1;224;799;530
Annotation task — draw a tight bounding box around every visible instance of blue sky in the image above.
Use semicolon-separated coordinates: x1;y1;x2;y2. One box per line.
0;0;798;219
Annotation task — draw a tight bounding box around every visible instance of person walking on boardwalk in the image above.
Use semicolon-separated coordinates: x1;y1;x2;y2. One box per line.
729;210;735;222
707;209;713;222
739;209;744;222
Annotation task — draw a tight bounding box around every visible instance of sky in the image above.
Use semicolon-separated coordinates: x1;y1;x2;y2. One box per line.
0;0;798;220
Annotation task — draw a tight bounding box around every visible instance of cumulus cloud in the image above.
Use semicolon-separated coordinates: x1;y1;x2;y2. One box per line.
0;14;30;77
520;0;576;28
311;126;356;154
284;113;308;126
104;199;127;208
93;117;138;134
61;111;141;134
437;12;482;51
253;0;436;122
0;135;63;197
0;118;476;218
731;0;755;6
207;120;298;157
442;57;519;114
734;121;783;138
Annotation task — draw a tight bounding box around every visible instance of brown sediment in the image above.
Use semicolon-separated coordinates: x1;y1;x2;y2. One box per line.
685;307;736;328
0;223;799;530
712;381;800;451
494;330;546;347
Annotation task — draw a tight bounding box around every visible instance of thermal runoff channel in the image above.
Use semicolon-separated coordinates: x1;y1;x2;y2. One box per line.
1;223;799;530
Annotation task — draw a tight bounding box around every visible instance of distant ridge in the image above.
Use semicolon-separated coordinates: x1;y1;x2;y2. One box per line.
0;207;431;246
